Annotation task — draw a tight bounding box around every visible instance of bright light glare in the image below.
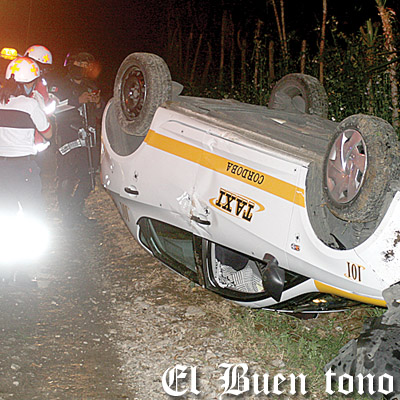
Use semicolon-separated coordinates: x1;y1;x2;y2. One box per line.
0;214;49;265
1;47;18;60
35;140;50;152
312;298;328;304
44;100;56;115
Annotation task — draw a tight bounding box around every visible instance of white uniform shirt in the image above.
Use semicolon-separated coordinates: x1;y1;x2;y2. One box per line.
0;95;50;157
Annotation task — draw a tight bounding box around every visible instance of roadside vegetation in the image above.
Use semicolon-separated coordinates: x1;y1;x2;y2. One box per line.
163;0;399;132
226;306;385;398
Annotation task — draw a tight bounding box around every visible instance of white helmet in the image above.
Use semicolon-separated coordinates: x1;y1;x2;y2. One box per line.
24;45;53;65
6;57;41;83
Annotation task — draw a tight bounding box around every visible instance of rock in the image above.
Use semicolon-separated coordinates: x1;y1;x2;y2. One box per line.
185;306;206;318
10;364;20;371
271;359;286;369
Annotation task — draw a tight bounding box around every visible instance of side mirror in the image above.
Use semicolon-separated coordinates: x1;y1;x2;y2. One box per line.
259;254;285;302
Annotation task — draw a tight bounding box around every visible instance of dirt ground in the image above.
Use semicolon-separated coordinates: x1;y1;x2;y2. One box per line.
0;154;278;400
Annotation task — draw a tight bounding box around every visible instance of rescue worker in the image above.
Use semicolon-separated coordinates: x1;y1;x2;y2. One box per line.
24;45;56;151
52;51;103;226
0;57;52;217
25;44;53;66
24;44;55;114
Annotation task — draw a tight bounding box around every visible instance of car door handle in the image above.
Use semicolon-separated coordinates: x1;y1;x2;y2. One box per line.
124;187;139;195
191;215;211;225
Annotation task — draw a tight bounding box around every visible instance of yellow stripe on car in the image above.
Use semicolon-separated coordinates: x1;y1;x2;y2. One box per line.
314;281;387;307
145;130;305;207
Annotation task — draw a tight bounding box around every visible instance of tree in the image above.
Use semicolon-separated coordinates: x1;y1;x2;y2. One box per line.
319;0;327;84
269;0;288;69
376;0;399;129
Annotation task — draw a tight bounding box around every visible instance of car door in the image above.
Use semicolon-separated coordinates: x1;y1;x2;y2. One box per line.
191;126;303;271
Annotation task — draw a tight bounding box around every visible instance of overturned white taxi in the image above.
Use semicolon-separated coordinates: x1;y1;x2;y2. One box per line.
101;52;400;314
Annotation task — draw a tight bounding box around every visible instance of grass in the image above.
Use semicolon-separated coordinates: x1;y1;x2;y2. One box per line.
226;305;386;399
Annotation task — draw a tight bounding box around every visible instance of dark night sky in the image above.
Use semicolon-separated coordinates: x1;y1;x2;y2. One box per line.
1;0;166;56
1;0;398;96
1;0;168;96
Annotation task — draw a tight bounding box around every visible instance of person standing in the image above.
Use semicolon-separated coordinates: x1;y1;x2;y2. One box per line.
24;45;56;154
24;44;54;111
52;52;103;226
0;57;52;218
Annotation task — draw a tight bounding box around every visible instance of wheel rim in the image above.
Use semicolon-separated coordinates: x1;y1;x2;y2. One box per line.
285;86;306;113
121;66;146;120
326;128;368;204
291;94;306;113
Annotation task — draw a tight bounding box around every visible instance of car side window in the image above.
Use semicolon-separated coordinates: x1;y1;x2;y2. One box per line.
138;219;198;281
210;244;265;294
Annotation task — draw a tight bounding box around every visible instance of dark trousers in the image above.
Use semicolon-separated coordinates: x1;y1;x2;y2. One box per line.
56;147;92;218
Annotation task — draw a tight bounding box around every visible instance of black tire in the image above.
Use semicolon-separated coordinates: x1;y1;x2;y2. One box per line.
323;114;399;223
113;52;172;136
268;73;328;118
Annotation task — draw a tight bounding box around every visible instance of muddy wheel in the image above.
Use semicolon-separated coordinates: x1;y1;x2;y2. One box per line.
113;52;172;136
323;114;399;223
268;73;328;118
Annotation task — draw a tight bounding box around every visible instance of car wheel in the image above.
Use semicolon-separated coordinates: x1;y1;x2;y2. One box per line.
113;52;172;136
268;73;328;118
323;114;399;223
